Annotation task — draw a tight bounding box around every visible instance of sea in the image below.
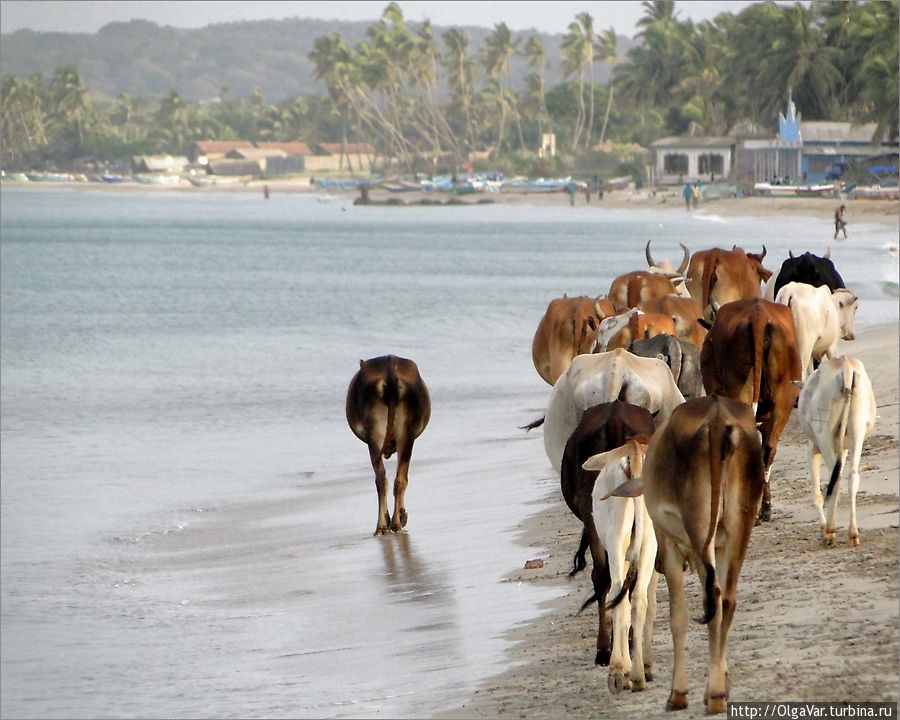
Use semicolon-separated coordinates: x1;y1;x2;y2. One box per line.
1;187;897;719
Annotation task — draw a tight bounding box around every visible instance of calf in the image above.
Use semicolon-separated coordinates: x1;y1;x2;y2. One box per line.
612;396;765;714
700;298;801;520
796;356;876;547
775;281;859;379
582;437;658;693
346;355;431;535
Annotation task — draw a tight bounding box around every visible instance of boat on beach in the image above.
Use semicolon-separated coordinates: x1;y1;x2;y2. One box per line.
24;172;72;182
133;173;183;185
753;181;837;198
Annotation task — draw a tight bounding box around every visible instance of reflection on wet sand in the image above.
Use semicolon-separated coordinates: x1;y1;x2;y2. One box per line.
378;531;448;605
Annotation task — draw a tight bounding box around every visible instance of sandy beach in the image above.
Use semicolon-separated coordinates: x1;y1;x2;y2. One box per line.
434;321;898;719
5;176;899;226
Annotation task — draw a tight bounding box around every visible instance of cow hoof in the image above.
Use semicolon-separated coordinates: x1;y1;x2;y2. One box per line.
758;505;772;523
608;672;630;694
848;536;860;548
399;508;408;527
631;677;646;692
822;535;835;548
595;649;611;666
707;694;728;714
666;691;688;711
374;527;387;536
644;666;654;682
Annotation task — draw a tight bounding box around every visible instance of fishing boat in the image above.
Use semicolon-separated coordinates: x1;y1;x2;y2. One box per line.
849;184;900;200
753;182;836;197
187;174;251;187
25;172;72;182
133;173;183;185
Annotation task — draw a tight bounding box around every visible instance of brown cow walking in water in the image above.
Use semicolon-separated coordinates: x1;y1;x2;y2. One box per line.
346;355;431;535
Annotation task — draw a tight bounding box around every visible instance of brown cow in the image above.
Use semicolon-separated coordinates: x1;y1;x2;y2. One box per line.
607;271;679;313
560;401;656;676
605;312;677;351
532;295;610;385
686;246;772;320
700;298;801;520
346;355;431;535
640;293;707;349
615;396;765;713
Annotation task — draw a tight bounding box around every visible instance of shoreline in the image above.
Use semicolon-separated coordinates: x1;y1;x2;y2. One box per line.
3;178;898;225
436;323;899;718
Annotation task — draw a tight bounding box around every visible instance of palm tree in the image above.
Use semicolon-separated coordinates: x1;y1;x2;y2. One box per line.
561;20;588;150
442;27;476;154
596;27;619;145
481;22;519;154
155;90;189;153
523;35;551;136
576;13;597;148
50;65;90;150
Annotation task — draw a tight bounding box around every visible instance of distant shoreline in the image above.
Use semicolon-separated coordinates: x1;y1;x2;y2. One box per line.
3;178;898;226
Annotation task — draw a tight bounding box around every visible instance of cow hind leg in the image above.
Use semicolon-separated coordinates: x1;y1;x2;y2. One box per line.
661;542;690;711
369;442;390;536
822;449;847;547
390;440;414;532
591;556;613;666
847;439;864;547
809;445;828;533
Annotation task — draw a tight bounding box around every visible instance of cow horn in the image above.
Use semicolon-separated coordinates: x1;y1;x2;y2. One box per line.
789;250;795;258
759;245;767;260
645;240;657;269
824;245;831;259
678;243;690;274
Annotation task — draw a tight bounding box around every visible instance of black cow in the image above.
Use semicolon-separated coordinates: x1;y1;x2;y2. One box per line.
628;334;703;400
768;250;845;299
560;400;656;669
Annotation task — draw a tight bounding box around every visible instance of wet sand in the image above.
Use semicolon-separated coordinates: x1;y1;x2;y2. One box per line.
437;324;899;718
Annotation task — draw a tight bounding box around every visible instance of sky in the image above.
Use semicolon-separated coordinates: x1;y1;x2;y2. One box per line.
1;1;766;37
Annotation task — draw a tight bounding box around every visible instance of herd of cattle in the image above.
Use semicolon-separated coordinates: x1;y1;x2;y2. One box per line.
345;241;878;713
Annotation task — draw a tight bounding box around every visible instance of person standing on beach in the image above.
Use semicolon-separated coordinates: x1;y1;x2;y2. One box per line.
691;181;701;209
834;204;848;239
682;182;693;210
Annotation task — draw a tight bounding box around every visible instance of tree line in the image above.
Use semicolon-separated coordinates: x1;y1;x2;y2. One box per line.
1;0;896;175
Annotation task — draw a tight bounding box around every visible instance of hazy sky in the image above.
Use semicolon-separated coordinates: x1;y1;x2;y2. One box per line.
1;1;764;37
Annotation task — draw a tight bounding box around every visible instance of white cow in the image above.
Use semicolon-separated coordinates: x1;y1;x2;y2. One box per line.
774;281;859;379
543;349;685;472
796;356;877;547
582;437;658;694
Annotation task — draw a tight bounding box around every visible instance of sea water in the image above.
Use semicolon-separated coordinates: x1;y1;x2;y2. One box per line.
1;188;897;719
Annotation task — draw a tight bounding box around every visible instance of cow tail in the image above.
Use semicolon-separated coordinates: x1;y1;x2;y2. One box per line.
698;422;728;625
520;415;545;431
627;279;642;310
569;528;589;577
605;564;638;610
826;367;856;498
380;363;399;459
701;251;717;311
750;316;768;406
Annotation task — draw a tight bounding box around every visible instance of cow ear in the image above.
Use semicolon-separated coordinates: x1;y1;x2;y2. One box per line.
359;359;365;367
582;450;611;472
602;476;645;499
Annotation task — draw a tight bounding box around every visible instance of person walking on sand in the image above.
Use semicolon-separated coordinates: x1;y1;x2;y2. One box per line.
691;180;701;209
682;182;693;211
834;204;848;239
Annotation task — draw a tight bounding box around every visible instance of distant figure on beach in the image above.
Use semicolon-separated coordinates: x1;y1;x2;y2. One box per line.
691;181;701;209
834;204;848;239
263;184;270;199
682;182;693;211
